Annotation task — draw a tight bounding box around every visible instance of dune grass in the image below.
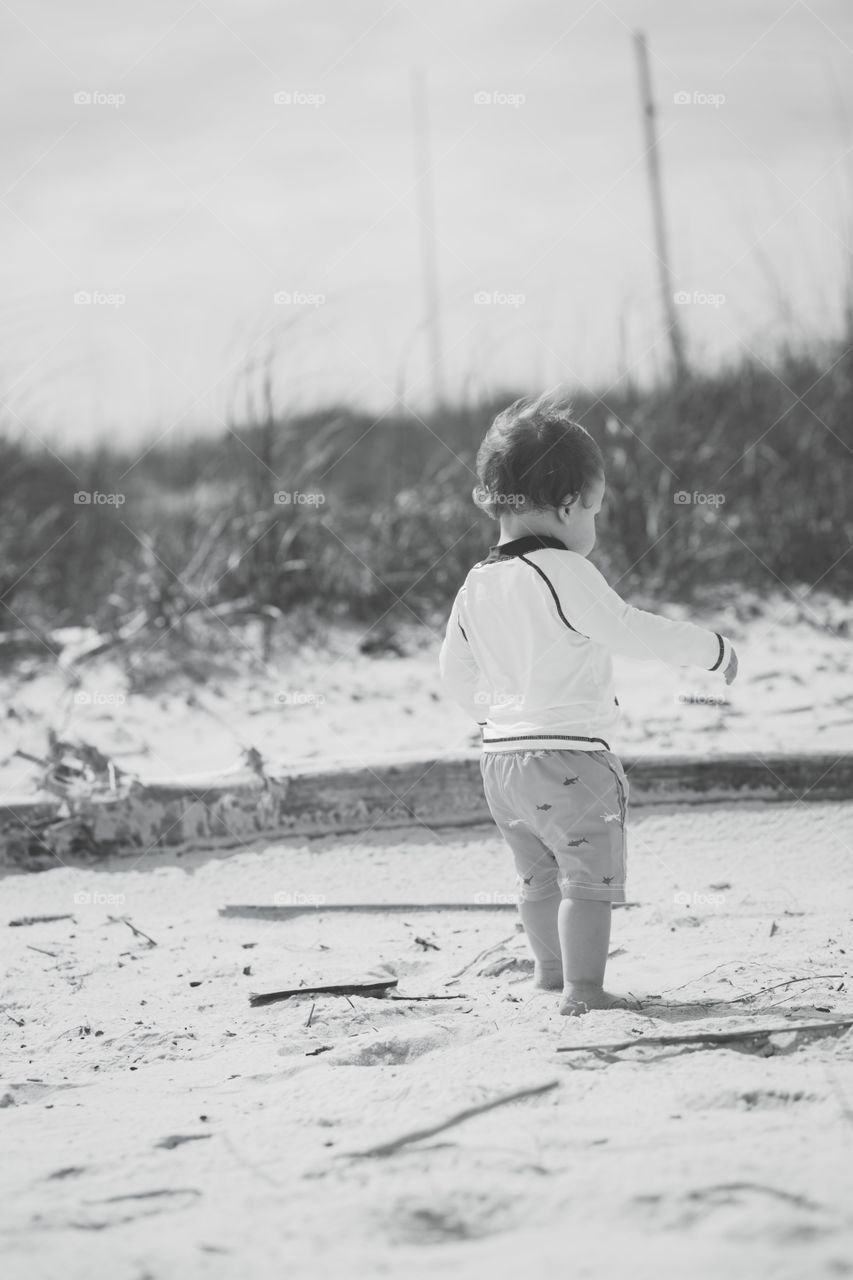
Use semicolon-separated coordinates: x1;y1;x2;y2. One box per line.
1;336;852;666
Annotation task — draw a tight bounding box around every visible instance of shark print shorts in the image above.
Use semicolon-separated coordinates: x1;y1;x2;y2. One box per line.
480;749;629;904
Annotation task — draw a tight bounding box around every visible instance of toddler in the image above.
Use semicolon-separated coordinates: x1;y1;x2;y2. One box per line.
439;394;737;1015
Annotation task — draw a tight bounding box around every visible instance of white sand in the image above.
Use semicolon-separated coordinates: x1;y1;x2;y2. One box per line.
3;801;852;1279
2;593;852;796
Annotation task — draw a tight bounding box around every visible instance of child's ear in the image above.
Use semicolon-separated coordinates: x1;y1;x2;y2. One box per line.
559;491;580;517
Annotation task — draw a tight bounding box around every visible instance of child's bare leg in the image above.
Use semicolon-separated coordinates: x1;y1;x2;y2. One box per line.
518;890;563;989
557;898;626;1015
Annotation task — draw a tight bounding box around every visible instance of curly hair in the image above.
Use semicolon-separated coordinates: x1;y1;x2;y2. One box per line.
473;392;604;519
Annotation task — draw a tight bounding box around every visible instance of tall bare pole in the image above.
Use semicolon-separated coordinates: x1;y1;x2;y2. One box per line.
410;66;446;410
633;30;687;382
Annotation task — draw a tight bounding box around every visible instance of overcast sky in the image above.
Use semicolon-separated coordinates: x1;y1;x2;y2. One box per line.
3;0;852;445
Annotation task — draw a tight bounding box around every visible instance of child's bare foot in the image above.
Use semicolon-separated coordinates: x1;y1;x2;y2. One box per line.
533;961;564;990
559;983;628;1016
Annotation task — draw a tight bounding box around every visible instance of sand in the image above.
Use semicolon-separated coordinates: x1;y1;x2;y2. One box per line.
2;593;852;797
3;800;852;1279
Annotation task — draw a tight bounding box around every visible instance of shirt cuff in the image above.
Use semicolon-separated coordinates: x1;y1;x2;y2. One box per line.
708;633;731;672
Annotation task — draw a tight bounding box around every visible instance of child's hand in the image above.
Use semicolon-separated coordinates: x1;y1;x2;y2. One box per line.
723;647;738;685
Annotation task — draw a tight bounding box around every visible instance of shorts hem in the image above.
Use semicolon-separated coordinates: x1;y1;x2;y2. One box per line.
514;877;561;902
559;884;627;904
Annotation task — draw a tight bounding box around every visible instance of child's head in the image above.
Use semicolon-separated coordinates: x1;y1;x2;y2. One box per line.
473;393;605;554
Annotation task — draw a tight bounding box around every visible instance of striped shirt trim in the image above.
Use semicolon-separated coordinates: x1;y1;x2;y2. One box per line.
516;554;587;637
708;632;725;672
482;733;611;753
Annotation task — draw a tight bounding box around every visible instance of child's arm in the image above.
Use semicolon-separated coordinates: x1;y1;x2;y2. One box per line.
558;555;737;680
438;590;488;721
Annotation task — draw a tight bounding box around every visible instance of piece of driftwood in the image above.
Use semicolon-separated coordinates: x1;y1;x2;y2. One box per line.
556;1018;853;1055
225;902;519;921
348;1079;560;1158
223;902;638;921
250;978;398;1007
9;914;74;927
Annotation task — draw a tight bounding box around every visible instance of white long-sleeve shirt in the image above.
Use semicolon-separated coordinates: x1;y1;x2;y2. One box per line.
438;534;732;752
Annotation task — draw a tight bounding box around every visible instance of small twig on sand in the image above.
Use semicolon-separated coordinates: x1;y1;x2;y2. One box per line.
445;933;518;983
5;1012;24;1026
305;1002;315;1027
556;1018;853;1056
658;961;758;997
25;944;58;958
656;965;840;1008
109;916;157;947
687;1182;818;1210
723;974;843;1004
9;914;74;928
348;1079;560;1158
250;979;397;1008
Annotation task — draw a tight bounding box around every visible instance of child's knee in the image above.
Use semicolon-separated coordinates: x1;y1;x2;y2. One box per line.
515;870;561;902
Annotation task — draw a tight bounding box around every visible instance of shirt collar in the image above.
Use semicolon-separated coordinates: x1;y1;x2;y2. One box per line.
485;534;568;561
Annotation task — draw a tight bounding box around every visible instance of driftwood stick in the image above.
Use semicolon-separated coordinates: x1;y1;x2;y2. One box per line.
250;978;398;1007
25;943;58;957
348;1079;560;1158
556;1018;853;1055
222;902;639;921
9;914;74;927
223;903;518;920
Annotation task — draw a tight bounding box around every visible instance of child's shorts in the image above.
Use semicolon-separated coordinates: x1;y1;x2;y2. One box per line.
480;748;629;905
